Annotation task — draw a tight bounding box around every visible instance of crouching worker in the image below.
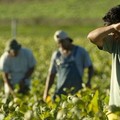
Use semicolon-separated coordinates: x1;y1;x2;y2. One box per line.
43;30;94;102
0;39;36;97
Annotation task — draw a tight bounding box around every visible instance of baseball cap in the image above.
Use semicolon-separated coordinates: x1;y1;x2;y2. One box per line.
54;30;69;42
5;39;21;51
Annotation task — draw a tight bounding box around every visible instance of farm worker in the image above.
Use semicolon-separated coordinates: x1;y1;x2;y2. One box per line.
43;30;94;101
0;39;36;96
87;5;120;120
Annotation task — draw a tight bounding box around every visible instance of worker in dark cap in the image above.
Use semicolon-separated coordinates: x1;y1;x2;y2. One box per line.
0;39;36;97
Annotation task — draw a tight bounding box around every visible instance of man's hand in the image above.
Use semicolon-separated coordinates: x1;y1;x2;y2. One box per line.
43;91;48;102
7;84;16;98
19;79;29;94
19;79;26;93
86;81;91;88
10;89;16;98
112;23;120;32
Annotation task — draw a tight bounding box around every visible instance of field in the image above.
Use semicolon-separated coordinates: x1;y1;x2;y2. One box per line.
0;0;120;119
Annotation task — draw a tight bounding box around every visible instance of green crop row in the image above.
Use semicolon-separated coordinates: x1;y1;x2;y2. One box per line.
0;33;112;119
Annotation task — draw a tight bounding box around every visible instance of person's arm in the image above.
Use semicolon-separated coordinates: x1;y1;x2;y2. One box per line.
43;51;57;101
87;23;120;47
22;49;36;81
22;66;35;81
86;65;94;88
2;72;15;97
19;66;35;92
43;72;56;102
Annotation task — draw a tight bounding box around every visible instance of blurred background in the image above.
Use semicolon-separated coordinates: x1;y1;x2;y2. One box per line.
0;0;119;38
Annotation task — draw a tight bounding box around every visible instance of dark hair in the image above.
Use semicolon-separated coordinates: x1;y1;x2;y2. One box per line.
103;5;120;25
5;39;21;51
68;38;73;43
59;38;73;43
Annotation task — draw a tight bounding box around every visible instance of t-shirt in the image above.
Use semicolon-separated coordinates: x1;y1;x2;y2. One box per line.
49;45;92;77
0;47;36;86
103;35;120;107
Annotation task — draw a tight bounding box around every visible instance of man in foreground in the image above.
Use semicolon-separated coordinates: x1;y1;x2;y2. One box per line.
87;5;120;120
